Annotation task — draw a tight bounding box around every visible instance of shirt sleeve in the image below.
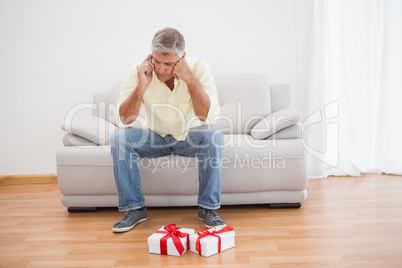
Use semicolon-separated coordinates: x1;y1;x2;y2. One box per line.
114;66;143;128
193;60;220;125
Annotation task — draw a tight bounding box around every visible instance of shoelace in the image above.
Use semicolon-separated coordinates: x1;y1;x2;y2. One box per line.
118;211;133;224
207;210;223;223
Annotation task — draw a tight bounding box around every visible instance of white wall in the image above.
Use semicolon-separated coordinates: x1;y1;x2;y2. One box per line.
0;0;313;175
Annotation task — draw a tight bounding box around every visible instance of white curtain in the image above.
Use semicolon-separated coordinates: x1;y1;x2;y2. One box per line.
304;0;402;178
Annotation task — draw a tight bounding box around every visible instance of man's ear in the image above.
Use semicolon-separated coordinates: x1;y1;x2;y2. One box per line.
182;52;186;58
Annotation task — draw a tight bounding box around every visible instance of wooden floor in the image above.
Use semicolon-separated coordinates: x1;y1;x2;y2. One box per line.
1;174;402;267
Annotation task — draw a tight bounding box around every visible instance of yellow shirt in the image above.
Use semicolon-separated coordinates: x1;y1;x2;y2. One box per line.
115;57;220;141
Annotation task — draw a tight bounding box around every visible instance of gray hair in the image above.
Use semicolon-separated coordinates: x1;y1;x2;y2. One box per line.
151;27;185;57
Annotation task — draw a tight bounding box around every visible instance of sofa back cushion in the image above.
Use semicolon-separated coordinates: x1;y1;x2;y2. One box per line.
214;74;271;134
92;81;122;124
108;81;124;125
104;73;272;135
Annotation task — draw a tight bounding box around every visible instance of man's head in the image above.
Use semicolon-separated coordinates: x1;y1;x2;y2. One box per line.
152;27;185;57
151;27;186;82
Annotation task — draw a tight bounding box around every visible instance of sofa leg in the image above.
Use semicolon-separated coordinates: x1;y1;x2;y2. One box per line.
269;203;301;209
68;207;97;212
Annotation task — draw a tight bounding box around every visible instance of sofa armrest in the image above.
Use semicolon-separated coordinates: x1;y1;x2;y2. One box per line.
266;122;302;140
61;115;117;146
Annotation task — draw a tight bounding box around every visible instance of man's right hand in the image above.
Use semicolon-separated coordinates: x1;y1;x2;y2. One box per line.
136;54;154;91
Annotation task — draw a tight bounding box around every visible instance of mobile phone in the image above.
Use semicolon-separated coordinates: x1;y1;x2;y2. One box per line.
148;56;154;75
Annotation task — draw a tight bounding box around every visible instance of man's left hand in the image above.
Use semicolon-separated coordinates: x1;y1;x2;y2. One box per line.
173;58;195;82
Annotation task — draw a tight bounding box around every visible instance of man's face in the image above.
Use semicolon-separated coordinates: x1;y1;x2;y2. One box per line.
152;52;181;82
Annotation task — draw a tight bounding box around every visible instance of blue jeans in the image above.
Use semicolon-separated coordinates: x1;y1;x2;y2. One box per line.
109;124;224;212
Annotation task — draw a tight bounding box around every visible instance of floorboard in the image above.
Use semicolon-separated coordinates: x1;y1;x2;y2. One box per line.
0;174;402;267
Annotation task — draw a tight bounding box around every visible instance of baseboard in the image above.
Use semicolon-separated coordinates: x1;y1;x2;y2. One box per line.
0;174;57;185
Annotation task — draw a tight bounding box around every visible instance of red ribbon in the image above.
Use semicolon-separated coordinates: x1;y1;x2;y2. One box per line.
155;224;190;255
195;226;234;255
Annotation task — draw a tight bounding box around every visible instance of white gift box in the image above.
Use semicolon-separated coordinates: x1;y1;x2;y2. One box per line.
189;227;235;257
148;225;194;256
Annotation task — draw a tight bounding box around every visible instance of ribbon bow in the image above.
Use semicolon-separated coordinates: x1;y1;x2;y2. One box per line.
195;226;234;255
155;224;190;255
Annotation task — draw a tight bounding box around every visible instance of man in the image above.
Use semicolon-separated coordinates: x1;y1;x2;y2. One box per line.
110;27;226;233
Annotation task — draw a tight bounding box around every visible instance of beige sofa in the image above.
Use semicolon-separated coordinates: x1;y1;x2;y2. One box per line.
57;74;308;212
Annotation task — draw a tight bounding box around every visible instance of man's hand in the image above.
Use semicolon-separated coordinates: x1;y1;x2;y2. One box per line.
173;58;211;121
136;54;154;90
173;58;196;82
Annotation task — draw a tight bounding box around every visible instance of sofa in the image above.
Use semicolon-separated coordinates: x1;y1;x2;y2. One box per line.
57;73;308;212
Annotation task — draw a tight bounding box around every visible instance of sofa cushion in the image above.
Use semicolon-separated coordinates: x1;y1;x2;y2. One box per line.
214;74;271;135
223;134;304;160
57;134;306;196
250;107;302;140
61;115;117;146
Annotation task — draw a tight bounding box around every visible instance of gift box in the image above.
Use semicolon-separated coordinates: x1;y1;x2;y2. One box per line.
148;224;194;256
190;226;235;257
